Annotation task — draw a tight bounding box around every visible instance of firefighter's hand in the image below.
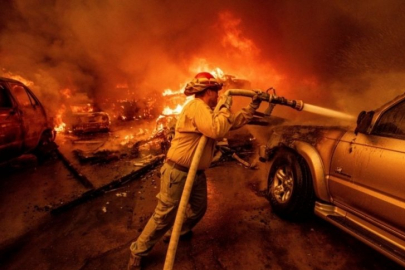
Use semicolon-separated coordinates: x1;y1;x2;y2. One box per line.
249;94;262;110
218;95;233;110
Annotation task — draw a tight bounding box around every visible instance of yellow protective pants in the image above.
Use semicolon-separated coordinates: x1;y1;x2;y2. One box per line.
129;162;207;256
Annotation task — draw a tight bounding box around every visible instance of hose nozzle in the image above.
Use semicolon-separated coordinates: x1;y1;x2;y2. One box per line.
221;89;304;111
268;94;304;111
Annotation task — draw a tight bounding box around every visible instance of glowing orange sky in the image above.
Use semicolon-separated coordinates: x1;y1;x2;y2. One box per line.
1;0;405;120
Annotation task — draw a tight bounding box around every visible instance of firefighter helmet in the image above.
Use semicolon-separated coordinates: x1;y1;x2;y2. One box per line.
184;72;223;96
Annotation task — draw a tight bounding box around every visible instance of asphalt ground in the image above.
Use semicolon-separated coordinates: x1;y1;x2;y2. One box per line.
0;153;403;270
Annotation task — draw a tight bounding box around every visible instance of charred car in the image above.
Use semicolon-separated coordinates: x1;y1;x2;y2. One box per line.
260;93;405;267
64;103;110;134
0;77;55;163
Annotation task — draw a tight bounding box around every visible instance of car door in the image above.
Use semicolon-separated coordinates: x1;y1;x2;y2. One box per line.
329;100;405;234
8;82;46;151
0;83;24;162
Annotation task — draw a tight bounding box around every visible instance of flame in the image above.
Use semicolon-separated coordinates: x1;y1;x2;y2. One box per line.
71;103;94;113
162;104;183;115
121;134;135;146
219;12;259;56
160;82;188;116
162;88;183;96
54;104;67;132
156;123;164;131
160;90;194;116
54;121;66;133
211;67;226;80
120;128;148;146
60;88;72;99
3;72;34;87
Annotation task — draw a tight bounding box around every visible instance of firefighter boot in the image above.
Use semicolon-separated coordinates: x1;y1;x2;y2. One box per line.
127;253;142;270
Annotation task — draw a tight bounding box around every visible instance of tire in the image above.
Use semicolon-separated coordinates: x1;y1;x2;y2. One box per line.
33;130;57;161
267;149;315;221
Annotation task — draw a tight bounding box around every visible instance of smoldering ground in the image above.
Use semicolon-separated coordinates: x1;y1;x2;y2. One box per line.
1;0;405;120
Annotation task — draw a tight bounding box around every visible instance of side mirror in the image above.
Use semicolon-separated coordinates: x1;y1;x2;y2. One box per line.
355;110;374;135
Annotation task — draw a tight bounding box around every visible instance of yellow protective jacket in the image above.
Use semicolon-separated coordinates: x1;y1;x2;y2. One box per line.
166;98;256;170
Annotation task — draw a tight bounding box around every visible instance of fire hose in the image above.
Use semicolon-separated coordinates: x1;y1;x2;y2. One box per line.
163;89;304;270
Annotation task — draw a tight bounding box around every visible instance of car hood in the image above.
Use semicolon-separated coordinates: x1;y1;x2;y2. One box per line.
266;125;348;149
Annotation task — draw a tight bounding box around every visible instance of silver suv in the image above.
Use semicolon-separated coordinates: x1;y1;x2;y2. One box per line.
0;77;55;163
260;93;405;267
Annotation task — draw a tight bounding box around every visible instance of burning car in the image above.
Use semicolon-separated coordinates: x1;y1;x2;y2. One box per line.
64;103;110;134
0;77;55;163
259;93;405;267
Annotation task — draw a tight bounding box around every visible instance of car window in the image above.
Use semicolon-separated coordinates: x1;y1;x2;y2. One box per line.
0;85;12;108
9;83;37;107
25;89;39;106
372;100;405;139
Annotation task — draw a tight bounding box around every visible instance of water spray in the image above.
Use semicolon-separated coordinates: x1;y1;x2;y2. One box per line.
302;103;355;120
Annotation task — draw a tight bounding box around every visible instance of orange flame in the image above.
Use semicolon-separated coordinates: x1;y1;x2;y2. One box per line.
211;67;226;81
2;72;34;87
54;104;67;132
219;12;259;56
162;88;183;96
60;88;72;99
54;120;66;133
162;104;183;115
71;103;94;113
11;75;33;86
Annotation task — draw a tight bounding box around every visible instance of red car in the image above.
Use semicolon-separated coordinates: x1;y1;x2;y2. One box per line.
0;77;55;163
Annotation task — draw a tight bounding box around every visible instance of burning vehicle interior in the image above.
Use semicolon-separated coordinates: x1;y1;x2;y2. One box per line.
62;103;110;134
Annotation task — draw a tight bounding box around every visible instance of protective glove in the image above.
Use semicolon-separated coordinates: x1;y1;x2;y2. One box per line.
249;94;262;110
217;94;233;110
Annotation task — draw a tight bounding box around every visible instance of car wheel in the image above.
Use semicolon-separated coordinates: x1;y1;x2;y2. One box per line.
33;130;57;161
267;149;315;220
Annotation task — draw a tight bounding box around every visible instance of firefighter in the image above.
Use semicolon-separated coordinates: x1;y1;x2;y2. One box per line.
128;72;261;270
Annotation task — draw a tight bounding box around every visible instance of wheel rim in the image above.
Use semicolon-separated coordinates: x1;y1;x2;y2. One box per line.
272;166;294;203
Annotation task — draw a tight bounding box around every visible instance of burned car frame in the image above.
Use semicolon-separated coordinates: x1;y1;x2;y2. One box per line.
64;103;110;134
260;93;405;267
0;77;55;163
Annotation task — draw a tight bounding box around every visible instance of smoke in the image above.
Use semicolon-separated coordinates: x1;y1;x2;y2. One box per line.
1;0;405;120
